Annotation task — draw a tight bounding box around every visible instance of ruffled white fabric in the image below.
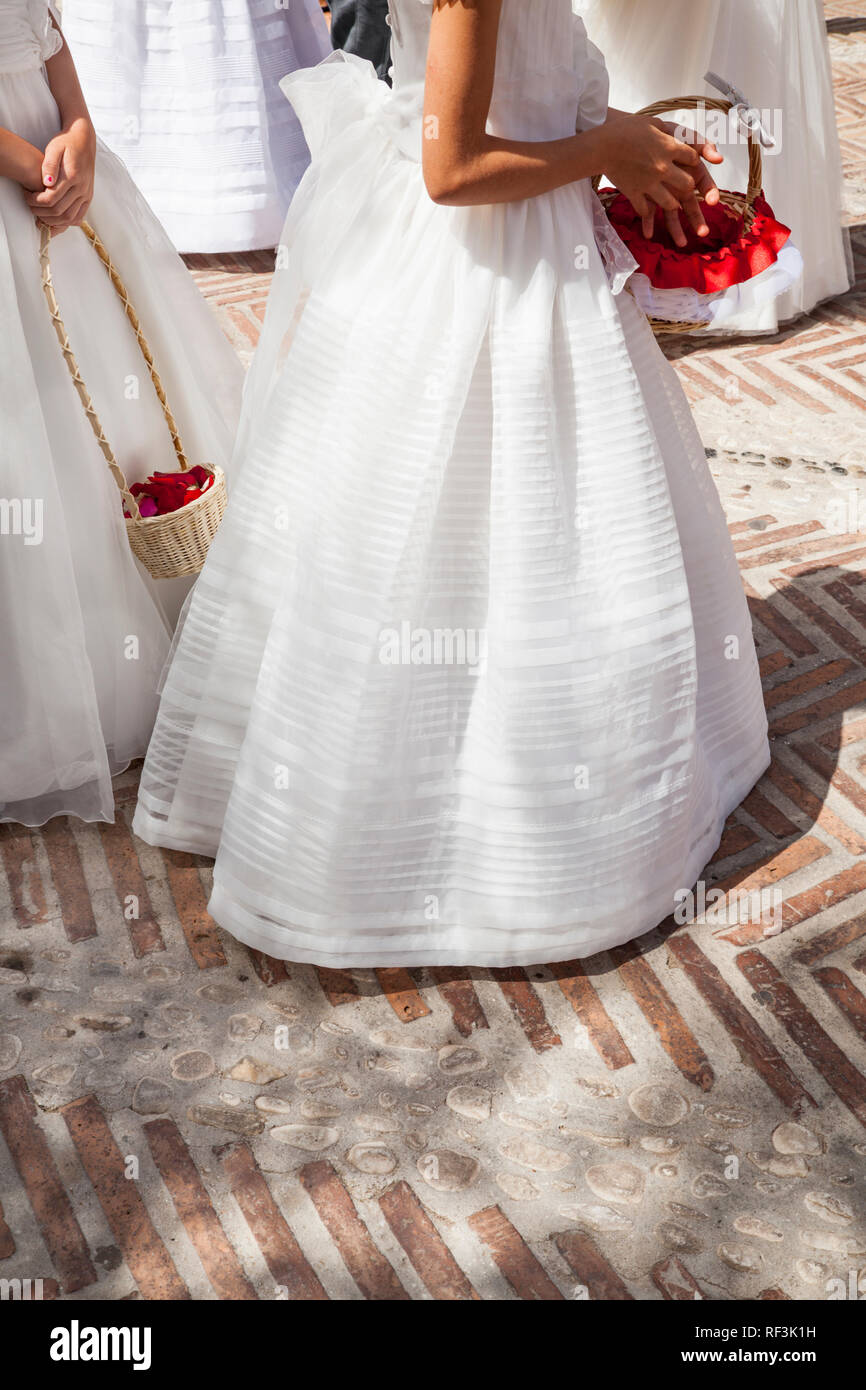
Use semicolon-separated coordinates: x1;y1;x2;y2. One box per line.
133;0;770;966
578;0;852;331
630;243;805;328
0;0;61;71
60;0;330;252
0;0;244;826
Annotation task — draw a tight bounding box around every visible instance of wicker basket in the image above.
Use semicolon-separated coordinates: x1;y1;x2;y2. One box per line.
39;221;228;578
592;95;764;336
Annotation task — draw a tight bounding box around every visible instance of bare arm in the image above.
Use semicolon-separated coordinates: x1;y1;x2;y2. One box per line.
26;13;96;232
422;0;722;244
0;130;45;188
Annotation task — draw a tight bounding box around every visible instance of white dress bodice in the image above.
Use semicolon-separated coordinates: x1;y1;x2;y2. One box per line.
387;0;610;150
0;0;61;75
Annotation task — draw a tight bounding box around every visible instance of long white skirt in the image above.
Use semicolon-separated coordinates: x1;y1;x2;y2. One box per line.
60;0;331;253
133;54;771;967
579;0;853;332
0;62;243;826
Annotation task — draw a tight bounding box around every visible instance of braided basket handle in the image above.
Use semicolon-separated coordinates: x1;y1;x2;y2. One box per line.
39;221;190;522
591;95;763;223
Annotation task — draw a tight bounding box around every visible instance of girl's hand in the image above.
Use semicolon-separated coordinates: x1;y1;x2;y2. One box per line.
26;118;96;234
600;112;724;248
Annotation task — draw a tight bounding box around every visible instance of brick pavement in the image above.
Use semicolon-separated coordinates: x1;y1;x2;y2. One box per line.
1;4;865;1304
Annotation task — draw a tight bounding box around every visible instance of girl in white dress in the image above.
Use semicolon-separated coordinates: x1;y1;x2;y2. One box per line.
60;0;331;253
134;0;771;967
579;0;853;332
0;0;243;827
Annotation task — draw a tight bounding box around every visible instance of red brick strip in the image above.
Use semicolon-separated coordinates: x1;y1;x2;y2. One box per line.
490;968;562;1053
0;827;50;929
784;543;866;578
742;534;865;571
813;967;866;1042
790;741;866;819
221;1144;327;1299
770;679;866;736
825;715;866;750
666;935;815;1113
769;577;866;666
248;950;290;987
468;1206;564;1300
794;913;866;966
428;966;490;1036
553;1230;634;1300
611;945;714;1091
144;1118;257;1300
41;819;97;943
728;516;777;535
732;522;819;553
766;758;866;856
378;1181;480;1300
713;836;830;923
824;578;866;631
62;1094;189;1300
549;960;635;1070
723;860;866;948
710;821;760;863
375;969;431;1023
314;967;359;1007
0;1076;96;1293
739;788;798;840
758;651;791;680
745;587;817;658
161;849;227;970
783;860;866;928
737;951;866;1129
652;1256;708;1300
0;1198;16;1260
300;1160;410;1300
97;817;164;956
763;660;853;712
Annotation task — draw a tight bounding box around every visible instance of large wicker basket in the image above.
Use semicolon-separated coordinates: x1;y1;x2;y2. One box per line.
39;221;227;578
593;95;764;336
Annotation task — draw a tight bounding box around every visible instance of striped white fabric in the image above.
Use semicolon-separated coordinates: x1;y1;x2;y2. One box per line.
60;0;330;251
133;0;771;965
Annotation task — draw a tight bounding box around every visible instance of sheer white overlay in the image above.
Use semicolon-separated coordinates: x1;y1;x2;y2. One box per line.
133;0;771;966
1;0;243;826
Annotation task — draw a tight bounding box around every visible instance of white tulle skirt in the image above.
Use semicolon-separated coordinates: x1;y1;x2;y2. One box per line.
0;63;243;827
578;0;852;332
60;0;331;253
133;54;771;967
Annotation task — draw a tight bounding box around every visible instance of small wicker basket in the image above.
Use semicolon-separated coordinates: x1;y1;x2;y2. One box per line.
593;95;764;336
39;221;228;578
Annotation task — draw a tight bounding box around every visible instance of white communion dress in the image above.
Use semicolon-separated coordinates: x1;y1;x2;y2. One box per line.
60;0;331;253
578;0;853;333
0;0;243;827
133;0;771;967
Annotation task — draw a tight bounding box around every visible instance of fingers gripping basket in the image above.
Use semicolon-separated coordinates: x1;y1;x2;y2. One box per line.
593;95;765;336
39;222;228;578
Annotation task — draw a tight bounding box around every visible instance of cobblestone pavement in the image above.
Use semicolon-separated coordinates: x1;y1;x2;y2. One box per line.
1;5;865;1304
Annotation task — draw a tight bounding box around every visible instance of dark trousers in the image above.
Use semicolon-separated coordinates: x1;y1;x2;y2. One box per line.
328;0;392;81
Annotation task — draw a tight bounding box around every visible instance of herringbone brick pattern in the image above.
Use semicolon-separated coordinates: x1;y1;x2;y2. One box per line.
1;510;865;1302
1;3;865;1306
